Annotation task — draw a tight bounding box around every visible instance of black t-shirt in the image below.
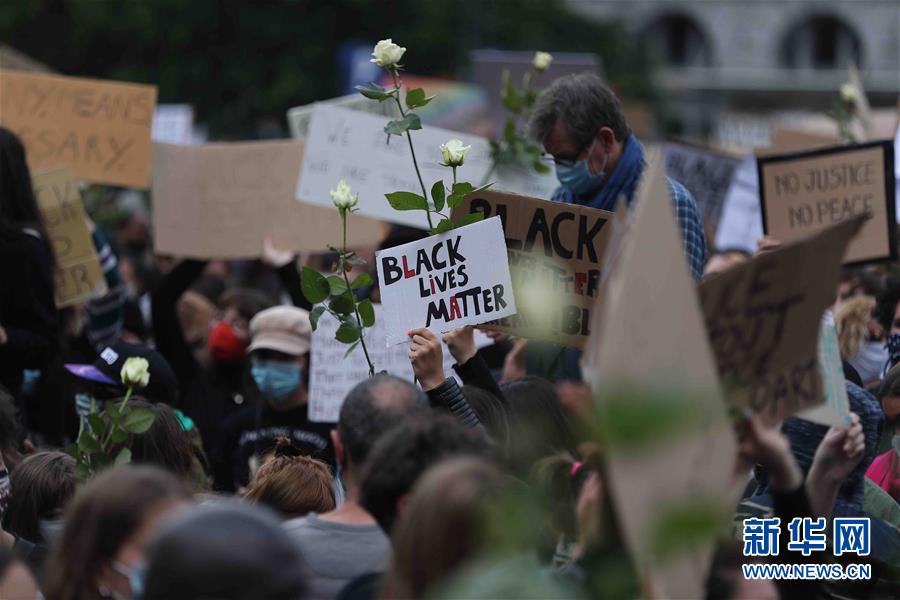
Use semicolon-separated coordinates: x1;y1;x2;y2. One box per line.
213;401;334;491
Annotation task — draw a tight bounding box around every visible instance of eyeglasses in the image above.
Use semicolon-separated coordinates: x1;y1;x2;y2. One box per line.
542;137;596;169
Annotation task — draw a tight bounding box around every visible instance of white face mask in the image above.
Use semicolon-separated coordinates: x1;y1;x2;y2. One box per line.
848;340;889;384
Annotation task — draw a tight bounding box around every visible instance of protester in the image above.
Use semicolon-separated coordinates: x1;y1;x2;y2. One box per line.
0;544;40;600
382;457;507;599
214;305;334;491
836;295;884;386
142;504;307;600
703;249;750;277
0;387;26;515
43;465;190;600
529;73;707;280
244;439;335;519
285;374;426;599
875;277;900;375
2;451;77;578
126;400;208;487
0;127;58;398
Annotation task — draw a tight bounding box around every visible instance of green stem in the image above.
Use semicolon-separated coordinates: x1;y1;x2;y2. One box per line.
390;70;433;230
101;386;134;450
341;212;375;376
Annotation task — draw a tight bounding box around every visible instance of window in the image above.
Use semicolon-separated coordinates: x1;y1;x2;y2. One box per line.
781;15;862;69
642;14;712;68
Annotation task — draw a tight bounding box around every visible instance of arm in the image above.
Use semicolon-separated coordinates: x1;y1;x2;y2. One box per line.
409;327;482;429
84;226;126;349
443;327;506;403
805;413;865;520
150;259;207;388
263;238;311;310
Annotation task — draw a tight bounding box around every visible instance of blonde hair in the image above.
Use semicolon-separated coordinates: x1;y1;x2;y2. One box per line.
835;295;876;359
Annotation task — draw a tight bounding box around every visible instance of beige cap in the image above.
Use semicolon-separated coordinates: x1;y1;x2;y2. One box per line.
248;306;311;356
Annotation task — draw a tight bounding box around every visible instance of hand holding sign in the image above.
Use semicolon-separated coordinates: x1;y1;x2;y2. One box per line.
409;328;446;390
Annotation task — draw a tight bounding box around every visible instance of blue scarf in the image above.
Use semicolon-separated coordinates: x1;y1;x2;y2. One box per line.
555;134;646;211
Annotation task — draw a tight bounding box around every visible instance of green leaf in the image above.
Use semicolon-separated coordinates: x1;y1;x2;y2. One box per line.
503;119;517;144
384;113;422;136
329;292;355;316
309;306;326;331
355;82;394;101
532;158;551;174
301;267;330;304
109;428;128;444
385;191;428;211
343;340;361;358
327;275;348;296
405;87;435;109
431;180;446;212
91;452;112;470
455;212;485;228
114;447;132;466
351;273;373;290
470;182;494;195
78;432;101;453
66;443;79;460
358;299;376;327
87;413;104;435
124;408;155;434
430;218;454;235
335;322;361;343
452;182;475;196
105;403;122;425
501;71;522;114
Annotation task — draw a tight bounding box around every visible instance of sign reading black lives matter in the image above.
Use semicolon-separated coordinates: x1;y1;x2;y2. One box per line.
759;140;895;265
375;216;517;346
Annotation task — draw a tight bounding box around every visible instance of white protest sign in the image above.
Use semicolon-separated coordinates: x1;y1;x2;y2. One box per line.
296;105;557;228
287;93;399;139
375;216;517;346
714;157;763;252
152;104;194;145
309;306;492;422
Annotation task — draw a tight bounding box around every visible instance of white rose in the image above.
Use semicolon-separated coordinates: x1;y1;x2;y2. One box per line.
370;39;406;69
440;139;471;167
330;179;358;210
532;51;553;72
120;357;150;388
840;83;859;104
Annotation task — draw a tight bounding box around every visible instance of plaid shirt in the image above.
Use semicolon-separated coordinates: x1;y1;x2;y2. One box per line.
552;166;708;280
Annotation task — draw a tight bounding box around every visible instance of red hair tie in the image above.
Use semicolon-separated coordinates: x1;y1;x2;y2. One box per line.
570;461;584;477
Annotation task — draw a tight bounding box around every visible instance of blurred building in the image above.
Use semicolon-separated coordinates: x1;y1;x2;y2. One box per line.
567;0;899;137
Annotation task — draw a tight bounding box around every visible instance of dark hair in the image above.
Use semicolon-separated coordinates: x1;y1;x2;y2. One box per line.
0;387;23;452
874;276;900;333
462;385;510;450
880;364;900;400
243;452;335;519
500;376;580;474
2;451;77;544
0;127;44;236
219;287;273;321
143;504;306;600
43;465;190;600
528;73;629;147
359;414;493;534
127;400;197;480
337;373;427;469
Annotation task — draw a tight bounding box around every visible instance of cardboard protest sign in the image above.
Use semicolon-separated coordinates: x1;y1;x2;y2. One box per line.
0;70;157;188
32;168;108;307
296;105;558;229
375;216;516;346
452;191;614;348
152;140;383;258
581;153;737;599
699;215;865;422
759;140;895;265
663;142;741;237
799;316;852;428
309;305;492;422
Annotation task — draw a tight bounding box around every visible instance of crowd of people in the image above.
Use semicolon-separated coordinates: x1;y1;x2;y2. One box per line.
0;72;898;600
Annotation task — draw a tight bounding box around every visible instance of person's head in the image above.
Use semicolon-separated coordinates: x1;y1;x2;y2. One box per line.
206;287;273;365
837;267;884;305
874;277;900;336
127;400;197;481
835;296;885;386
879;365;900;437
360;414;493;534
462;385;510;451
142;503;306;600
65;342;180;406
248;306;311;410
243;444;335;519
529;73;629;196
0;127;43;236
44;465;191;600
334;373;428;479
703;249;750;277
2;451;77;545
0;544;39;600
385;458;506;599
499;376;580;475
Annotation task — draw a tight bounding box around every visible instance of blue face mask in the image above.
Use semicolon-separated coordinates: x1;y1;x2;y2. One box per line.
112;561;145;600
251;360;301;404
555;140;608;196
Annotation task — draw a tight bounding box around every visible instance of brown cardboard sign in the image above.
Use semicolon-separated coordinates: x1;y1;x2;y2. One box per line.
0;70;157;189
698;215;865;422
152;140;383;258
759;140;895;266
452;190;614;348
32;168;108;307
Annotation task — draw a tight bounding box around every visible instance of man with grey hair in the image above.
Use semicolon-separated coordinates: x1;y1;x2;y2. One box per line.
530;72;707;279
283;374;427;598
